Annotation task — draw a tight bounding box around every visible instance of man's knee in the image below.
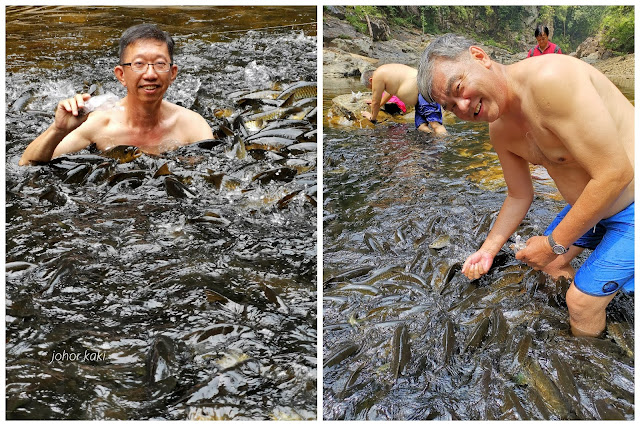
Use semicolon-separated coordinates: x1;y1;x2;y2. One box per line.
565;283;615;337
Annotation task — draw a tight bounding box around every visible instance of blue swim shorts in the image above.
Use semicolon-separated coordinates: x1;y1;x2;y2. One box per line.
544;202;634;296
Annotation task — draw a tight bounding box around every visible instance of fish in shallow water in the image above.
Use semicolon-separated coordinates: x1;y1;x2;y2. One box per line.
101;145;142;163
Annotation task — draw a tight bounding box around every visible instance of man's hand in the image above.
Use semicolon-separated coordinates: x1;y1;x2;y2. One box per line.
54;93;92;133
462;249;494;280
361;111;374;121
515;235;557;270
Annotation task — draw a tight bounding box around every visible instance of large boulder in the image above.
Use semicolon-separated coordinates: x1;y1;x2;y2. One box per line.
323;48;378;78
368;17;391;42
575;34;613;60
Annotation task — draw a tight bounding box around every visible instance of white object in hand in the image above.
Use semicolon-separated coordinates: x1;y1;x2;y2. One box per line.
81;93;121;115
510;234;527;252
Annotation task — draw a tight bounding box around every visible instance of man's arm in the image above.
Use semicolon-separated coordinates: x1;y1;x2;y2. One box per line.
379;91;393;108
462;126;534;279
516;69;633;271
361;77;386;122
19;94;91;165
534;72;632;248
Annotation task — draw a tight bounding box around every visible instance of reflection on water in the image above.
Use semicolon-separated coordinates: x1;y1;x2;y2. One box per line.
323;79;634;420
6;6;317;420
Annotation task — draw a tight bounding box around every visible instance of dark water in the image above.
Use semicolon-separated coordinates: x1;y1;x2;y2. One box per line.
323;79;634;420
6;6;317;420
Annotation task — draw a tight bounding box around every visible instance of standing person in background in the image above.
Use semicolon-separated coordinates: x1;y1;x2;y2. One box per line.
527;24;562;57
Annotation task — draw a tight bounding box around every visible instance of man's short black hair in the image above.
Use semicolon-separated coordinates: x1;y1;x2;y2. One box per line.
534;25;549;38
119;23;175;64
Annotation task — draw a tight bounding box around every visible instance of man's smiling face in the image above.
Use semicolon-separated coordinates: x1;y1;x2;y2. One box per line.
116;39;177;102
429;48;504;123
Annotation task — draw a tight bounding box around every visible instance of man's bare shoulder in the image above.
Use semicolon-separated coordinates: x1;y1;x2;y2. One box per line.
166;101;213;141
522;56;587;106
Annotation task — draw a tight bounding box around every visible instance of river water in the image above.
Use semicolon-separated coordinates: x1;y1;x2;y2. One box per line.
323;77;634;420
6;6;317;420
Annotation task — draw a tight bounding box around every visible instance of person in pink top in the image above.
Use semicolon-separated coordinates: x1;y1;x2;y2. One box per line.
527;24;562;58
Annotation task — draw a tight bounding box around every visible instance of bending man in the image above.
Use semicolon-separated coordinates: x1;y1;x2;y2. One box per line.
19;23;213;166
417;34;634;337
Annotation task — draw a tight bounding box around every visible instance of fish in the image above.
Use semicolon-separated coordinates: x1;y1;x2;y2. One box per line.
607;322;633;358
204;171;242;191
11;90;34;112
284;142;317;155
276;81;317;102
509;234;527;252
245;127;306;141
550;353;580;407
252;167;297;185
503;387;530;420
390;324;411;381
363;231;384;253
463;316;490;352
242;106;303;131
275;190;301;209
523;357;569;418
324;266;376;287
164;176;196;198
153;162;172;178
63;164;92;184
108;170;146;186
244;137;295;152
429;234;451;249
146;335;177;387
324;342;359;368
594;399;626;420
442;319;456;364
6;261;37;272
39;185;67;206
101;145;142;163
205;289;230;304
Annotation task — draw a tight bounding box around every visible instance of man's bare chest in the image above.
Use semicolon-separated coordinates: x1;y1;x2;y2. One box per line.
496;119;575;166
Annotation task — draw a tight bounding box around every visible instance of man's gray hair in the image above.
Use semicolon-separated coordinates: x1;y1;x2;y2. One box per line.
417;34;475;102
360;67;375;87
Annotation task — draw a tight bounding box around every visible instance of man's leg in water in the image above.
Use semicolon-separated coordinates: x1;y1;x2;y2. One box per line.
565;283;617;337
541;245;612;337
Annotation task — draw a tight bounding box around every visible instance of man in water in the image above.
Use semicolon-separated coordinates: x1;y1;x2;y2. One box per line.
361;64;446;134
19;23;213;166
417;34;633;337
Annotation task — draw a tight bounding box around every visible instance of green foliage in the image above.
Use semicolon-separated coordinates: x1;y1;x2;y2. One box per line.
601;6;634;53
344;6;385;35
335;6;634;55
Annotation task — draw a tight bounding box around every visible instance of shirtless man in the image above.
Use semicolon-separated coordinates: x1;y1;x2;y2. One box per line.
19;23;213;166
418;34;634;337
361;64;446;134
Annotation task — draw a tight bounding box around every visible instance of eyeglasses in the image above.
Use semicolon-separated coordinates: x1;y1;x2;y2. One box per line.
121;61;173;73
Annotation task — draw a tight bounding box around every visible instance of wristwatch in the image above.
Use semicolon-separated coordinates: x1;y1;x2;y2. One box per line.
548;233;569;255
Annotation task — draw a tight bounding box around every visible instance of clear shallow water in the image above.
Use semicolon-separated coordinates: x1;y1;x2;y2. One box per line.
6;6;317;420
323;79;634;420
